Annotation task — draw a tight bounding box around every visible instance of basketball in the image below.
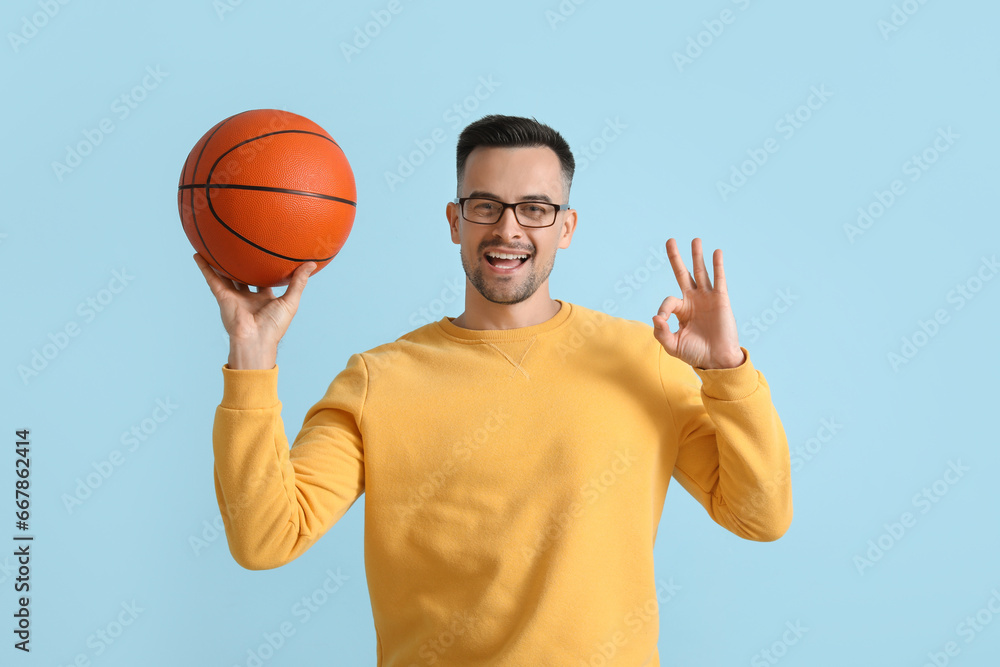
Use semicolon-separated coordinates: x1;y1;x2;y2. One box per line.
177;109;356;288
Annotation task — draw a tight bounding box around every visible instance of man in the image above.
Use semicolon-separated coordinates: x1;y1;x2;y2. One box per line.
195;114;792;666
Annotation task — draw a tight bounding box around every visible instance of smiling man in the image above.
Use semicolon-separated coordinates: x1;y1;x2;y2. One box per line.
198;114;793;666
447;138;574;328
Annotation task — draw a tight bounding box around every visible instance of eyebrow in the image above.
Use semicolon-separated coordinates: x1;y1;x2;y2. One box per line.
467;190;554;203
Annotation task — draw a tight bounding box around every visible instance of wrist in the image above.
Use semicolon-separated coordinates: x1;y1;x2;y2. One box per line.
228;339;278;370
700;347;746;370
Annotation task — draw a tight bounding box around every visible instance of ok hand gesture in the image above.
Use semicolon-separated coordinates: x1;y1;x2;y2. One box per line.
652;238;745;370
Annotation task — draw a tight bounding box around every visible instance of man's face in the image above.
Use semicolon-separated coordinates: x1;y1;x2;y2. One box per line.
447;145;576;305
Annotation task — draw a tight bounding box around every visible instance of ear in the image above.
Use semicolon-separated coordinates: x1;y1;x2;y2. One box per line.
557;208;577;250
447;201;461;244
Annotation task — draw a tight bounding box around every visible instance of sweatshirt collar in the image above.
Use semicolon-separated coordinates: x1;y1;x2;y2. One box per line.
437;299;573;342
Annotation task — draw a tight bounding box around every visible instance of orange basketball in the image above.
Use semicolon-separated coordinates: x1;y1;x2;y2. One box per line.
178;109;356;287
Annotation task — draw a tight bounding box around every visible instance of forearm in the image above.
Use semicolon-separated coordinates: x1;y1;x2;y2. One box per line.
213;367;315;569
212;360;367;569
693;356;793;541
668;345;793;542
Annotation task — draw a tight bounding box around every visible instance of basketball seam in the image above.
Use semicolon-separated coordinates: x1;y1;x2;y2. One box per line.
204;128;353;263
179;151;194;265
186;112;246;283
204;190;340;263
178;183;357;208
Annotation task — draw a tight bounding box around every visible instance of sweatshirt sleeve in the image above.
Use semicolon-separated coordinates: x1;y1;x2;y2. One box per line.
212;353;368;569
660;345;793;542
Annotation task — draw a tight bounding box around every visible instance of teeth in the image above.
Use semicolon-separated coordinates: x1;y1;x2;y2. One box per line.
486;252;528;260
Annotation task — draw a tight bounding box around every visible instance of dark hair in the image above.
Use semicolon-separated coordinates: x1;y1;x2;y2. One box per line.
455;114;575;202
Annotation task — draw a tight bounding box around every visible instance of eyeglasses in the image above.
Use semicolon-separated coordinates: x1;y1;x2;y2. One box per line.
454;197;570;228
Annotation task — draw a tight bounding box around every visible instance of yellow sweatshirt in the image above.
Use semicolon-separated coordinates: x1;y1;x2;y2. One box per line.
212;299;793;666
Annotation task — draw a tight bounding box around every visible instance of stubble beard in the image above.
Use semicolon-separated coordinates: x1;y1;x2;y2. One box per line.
460;246;556;305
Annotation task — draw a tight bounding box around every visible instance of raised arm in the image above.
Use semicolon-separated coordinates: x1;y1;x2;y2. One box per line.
193;254;366;568
652;238;792;540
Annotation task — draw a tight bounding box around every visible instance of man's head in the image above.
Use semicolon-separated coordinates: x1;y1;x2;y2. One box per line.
447;115;577;306
455;115;575;201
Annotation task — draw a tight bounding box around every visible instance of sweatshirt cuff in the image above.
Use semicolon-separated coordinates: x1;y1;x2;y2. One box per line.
692;347;759;401
220;363;280;409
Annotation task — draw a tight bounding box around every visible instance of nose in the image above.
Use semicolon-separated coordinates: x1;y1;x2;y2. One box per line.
492;206;523;240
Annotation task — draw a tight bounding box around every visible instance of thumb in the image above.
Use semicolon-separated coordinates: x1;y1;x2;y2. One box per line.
281;261;316;309
653;295;682;355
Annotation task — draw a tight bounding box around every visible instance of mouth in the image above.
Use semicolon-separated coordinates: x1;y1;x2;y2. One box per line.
483;250;530;273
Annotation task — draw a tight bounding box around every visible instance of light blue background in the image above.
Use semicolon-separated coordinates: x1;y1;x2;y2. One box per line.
3;0;999;665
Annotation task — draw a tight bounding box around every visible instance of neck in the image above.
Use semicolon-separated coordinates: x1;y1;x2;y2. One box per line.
452;288;561;330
